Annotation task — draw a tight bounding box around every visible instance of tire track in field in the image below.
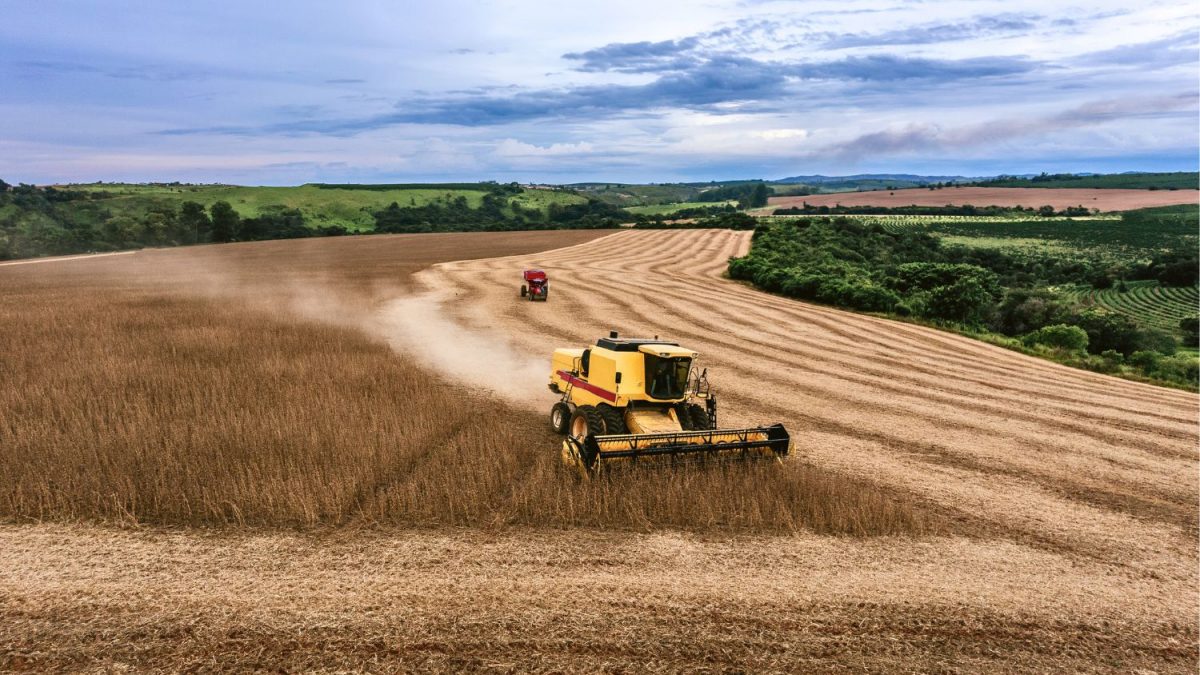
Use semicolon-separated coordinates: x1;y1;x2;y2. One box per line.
446;228;1195;444
521;277;1198;528
556;241;1195;417
544;265;1195;451
489;261;1189;481
414;229;1198;569
463;228;1195;420
467;255;1195;454
540;233;1191;415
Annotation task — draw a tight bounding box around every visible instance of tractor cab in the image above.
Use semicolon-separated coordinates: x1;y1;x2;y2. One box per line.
520;269;549;301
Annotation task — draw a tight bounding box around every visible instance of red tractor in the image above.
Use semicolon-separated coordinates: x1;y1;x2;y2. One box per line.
520;269;549;301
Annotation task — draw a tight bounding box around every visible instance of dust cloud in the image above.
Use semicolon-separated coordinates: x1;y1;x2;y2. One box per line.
373;290;549;410
10;246;553;410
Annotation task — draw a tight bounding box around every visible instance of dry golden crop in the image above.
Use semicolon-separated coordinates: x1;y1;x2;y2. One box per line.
0;232;932;535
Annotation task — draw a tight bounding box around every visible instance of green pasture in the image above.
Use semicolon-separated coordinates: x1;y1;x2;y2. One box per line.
64;183;586;231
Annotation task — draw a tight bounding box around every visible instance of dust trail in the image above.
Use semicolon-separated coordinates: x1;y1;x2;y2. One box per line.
0;250;137;267
373;289;549;411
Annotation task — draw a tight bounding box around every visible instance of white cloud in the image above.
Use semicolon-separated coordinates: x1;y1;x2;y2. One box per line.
493;139;597;158
0;0;1195;182
755;128;809;140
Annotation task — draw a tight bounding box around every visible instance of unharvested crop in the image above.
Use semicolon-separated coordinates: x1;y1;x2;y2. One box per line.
0;231;931;535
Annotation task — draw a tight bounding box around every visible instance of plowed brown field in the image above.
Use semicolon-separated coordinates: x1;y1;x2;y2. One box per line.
2;229;1197;672
766;186;1200;211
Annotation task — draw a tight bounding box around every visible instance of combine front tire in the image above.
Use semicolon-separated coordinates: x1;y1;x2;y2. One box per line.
675;404;695;430
570;405;604;439
550;402;571;434
687;403;712;430
520;285;527;297
596;403;628;435
567;405;604;473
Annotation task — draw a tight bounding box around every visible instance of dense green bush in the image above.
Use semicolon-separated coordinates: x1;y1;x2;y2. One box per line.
730;218;1196;389
992;290;1071;335
1022;324;1089;352
1180;317;1199;346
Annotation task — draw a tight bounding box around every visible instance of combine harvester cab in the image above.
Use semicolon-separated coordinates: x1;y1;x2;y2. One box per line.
548;332;790;477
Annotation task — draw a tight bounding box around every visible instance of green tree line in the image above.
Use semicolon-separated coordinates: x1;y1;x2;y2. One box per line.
729;217;1198;388
690;181;771;208
0;180;636;259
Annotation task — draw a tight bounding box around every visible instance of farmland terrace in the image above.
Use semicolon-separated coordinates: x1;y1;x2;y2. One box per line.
768;186;1200;212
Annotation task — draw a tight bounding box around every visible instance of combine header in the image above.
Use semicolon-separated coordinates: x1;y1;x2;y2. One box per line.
548;332;790;476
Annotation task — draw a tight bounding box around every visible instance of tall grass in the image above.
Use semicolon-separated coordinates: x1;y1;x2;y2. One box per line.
0;234;937;535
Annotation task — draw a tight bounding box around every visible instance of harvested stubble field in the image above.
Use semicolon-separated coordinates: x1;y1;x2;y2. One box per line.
1;229;1197;671
767;186;1200;211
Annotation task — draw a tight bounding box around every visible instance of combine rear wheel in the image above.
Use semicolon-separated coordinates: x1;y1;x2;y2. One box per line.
550;402;571;434
520;285;527;297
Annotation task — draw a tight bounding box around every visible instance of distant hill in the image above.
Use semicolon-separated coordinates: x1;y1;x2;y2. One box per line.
566;183;701;206
768;174;977;195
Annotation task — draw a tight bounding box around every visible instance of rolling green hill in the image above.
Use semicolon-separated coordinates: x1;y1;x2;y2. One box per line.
625;200;738;216
0;182;606;260
569;183;705;206
67;183;586;232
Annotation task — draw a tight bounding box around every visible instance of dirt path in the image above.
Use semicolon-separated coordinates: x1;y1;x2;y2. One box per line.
2;525;1194;672
766;186;1200;211
0;250;137;267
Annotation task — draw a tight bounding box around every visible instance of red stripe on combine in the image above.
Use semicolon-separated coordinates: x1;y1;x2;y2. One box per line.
556;369;617;402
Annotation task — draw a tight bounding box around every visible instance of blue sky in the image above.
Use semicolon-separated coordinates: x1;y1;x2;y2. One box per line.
1;0;1197;184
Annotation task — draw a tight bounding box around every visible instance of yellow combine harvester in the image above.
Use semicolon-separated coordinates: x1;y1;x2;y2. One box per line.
548;331;790;476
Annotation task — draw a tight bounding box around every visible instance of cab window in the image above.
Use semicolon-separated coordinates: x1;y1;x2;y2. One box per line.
645;355;690;399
